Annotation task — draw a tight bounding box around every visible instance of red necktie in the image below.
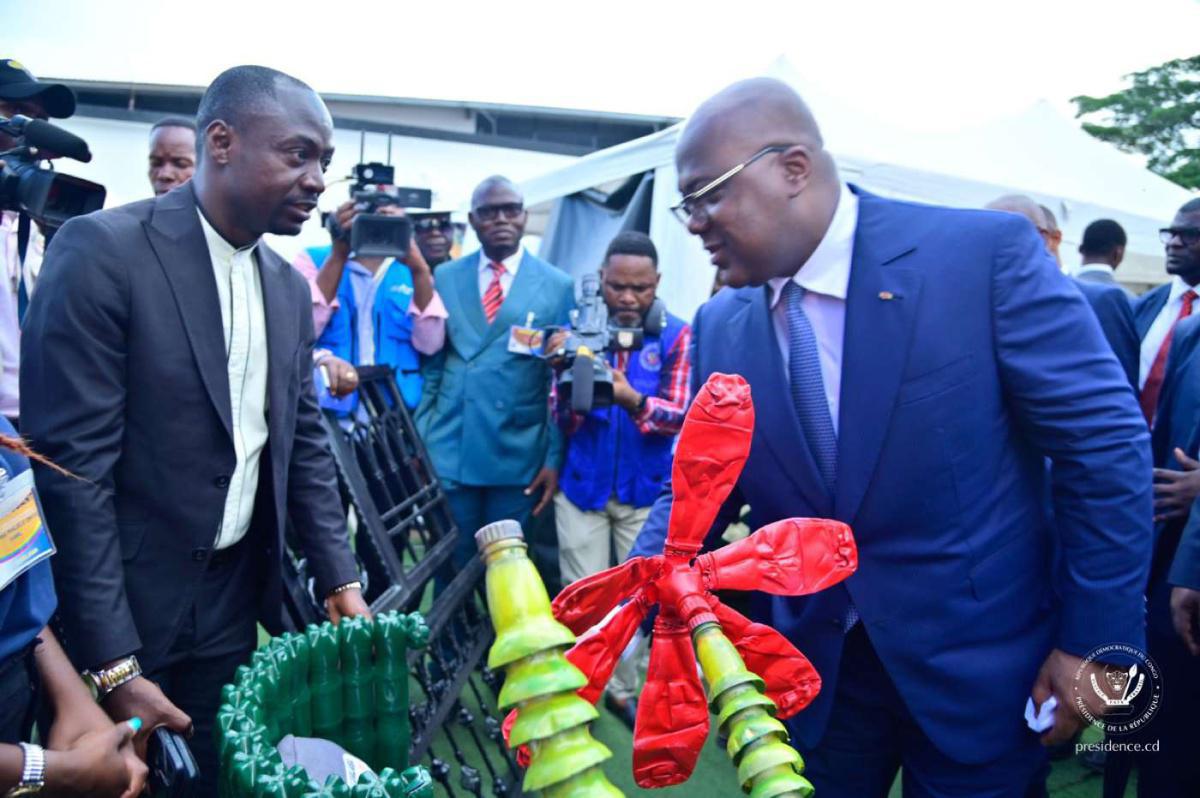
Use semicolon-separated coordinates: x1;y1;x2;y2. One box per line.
482;261;506;324
1141;289;1196;424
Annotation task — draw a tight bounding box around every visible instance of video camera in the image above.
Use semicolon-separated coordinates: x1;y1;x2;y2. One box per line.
0;114;105;232
322;162;432;258
547;272;666;415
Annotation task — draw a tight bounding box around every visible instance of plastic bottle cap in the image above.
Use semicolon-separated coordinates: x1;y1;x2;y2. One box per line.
474;519;524;551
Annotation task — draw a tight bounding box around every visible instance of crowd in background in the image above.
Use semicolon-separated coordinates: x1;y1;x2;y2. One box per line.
1;58;1200;798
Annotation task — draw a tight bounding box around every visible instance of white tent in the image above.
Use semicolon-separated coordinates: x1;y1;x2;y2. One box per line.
521;60;1195;322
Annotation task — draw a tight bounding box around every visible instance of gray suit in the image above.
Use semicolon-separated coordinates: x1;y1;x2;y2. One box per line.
1076;264;1136;299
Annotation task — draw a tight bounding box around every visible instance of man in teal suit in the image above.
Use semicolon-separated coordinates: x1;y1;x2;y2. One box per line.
417;176;575;565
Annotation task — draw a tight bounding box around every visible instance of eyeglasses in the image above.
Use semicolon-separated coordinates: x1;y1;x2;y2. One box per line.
473;203;524;222
1160;227;1200;246
670;145;792;225
413;219;454;233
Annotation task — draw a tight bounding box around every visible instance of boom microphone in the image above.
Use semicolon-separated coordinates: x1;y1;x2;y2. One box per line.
1;115;92;162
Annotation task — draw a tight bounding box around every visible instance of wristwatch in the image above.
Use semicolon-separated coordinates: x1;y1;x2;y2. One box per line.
82;655;142;701
5;742;45;796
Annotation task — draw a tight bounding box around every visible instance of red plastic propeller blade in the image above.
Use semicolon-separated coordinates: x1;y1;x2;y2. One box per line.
700;517;857;596
632;617;711;788
664;373;755;556
711;601;821;719
552;556;663;633
564;597;650;705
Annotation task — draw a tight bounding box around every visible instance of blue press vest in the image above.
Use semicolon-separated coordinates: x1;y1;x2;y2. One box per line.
559;313;687;511
308;245;423;408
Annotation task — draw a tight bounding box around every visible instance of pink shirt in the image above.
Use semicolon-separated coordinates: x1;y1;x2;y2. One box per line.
291;249;447;356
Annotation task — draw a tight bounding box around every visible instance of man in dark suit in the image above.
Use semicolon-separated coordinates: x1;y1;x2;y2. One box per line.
631;79;1151;796
19;66;369;792
1133;198;1200;423
1075;219;1134;299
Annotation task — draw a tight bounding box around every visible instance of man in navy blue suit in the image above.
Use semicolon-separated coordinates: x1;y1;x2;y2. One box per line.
630;79;1152;797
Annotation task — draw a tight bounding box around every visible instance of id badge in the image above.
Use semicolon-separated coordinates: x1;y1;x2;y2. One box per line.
508;326;545;356
0;469;55;592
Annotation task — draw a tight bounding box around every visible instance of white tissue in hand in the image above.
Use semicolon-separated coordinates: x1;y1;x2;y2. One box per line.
1024;695;1058;733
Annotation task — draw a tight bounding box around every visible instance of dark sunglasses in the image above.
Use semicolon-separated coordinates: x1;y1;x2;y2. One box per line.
1160;227;1200;246
413;219;454;233
473;203;524;222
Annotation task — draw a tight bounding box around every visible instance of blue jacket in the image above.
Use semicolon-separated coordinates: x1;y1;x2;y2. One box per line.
1074;279;1139;391
1153;315;1200;597
631;188;1152;764
560;313;687;511
308;245;423;408
416;250;574;486
1133;281;1171;340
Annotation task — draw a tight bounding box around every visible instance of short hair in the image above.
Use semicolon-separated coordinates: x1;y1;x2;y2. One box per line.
1180;197;1200;215
195;65;312;139
1039;204;1059;232
151;116;196;134
1079;219;1127;257
604;231;658;269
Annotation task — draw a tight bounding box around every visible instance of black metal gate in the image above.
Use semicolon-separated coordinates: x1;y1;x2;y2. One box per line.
282;366;521;797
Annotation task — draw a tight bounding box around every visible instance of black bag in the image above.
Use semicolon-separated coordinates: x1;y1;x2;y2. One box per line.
147;727;198;798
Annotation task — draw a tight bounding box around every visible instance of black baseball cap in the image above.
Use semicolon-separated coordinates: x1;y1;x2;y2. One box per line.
0;59;76;118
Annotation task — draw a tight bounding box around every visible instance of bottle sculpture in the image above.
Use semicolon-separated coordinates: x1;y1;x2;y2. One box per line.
550;372;859;796
475;520;624;798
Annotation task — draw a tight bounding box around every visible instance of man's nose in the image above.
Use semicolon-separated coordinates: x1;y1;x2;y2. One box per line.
303;166;326;194
686;211;708;236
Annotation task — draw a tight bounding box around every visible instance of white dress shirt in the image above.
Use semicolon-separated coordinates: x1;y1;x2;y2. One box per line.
1074;263;1117;280
198;211;270;550
477;245;524;299
0;211;46;419
1139;276;1198;389
766;184;859;433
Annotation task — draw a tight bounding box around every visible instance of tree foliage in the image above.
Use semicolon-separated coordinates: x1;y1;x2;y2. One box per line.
1073;55;1200;190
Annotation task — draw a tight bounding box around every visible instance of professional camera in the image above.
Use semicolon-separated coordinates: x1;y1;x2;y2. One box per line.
0;114;105;231
547;272;666;414
322;162;432;258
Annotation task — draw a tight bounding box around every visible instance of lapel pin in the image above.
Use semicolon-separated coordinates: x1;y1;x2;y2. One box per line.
878;291;896;301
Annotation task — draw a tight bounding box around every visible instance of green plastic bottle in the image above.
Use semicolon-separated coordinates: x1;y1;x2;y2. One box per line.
285;632;314;737
380;767;435;798
267;640;296;734
339;616;376;765
310;622;344;744
372;614;409;770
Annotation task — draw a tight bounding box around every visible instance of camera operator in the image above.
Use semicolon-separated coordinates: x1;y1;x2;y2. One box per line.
292;200;446;408
547;231;691;726
0;418;147;797
0;59;77;429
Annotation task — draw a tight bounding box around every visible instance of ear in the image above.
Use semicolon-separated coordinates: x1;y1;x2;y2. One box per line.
778;145;815;199
204;120;234;166
655;270;662;287
467;211;479;231
1114;245;1125;265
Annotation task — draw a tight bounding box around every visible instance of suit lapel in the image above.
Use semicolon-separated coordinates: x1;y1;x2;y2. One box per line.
732;289;832;516
454;252;489;346
257;247;295;444
143;187;233;440
835;194;923;524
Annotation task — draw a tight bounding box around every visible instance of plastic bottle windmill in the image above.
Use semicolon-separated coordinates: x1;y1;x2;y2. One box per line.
551;372;858;795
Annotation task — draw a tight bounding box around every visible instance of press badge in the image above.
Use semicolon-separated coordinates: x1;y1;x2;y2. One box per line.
0;469;55;592
508;325;545;356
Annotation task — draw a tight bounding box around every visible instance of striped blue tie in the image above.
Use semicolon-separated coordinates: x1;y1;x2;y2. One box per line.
783;281;837;494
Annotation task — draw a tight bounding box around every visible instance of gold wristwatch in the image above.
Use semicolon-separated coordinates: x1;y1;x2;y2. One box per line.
82;655;141;701
4;742;45;796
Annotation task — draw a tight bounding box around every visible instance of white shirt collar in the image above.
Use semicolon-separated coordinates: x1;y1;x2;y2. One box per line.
196;209;259;261
1169;275;1198;302
1076;263;1115;277
479;245;524;276
768;183;858;308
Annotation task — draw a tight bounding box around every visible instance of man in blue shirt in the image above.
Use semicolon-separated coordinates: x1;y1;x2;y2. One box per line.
550;232;691;726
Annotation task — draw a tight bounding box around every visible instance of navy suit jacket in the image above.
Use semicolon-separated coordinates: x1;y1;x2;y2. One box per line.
1133;281;1171;340
630;189;1152;764
1074;279;1139;391
1152;315;1200;595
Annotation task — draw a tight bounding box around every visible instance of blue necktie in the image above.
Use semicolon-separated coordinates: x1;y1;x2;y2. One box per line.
783;281;837;494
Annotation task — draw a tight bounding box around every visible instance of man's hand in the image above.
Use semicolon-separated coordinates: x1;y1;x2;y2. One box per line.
318;354;359;398
611;369;642;413
525;467;558;516
44;720;147;798
1030;648;1102;746
1171;586;1200;655
101;676;192;759
1153;447;1200;521
326;587;372;624
46;713;146;798
544;331;570;368
329;200;359;255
